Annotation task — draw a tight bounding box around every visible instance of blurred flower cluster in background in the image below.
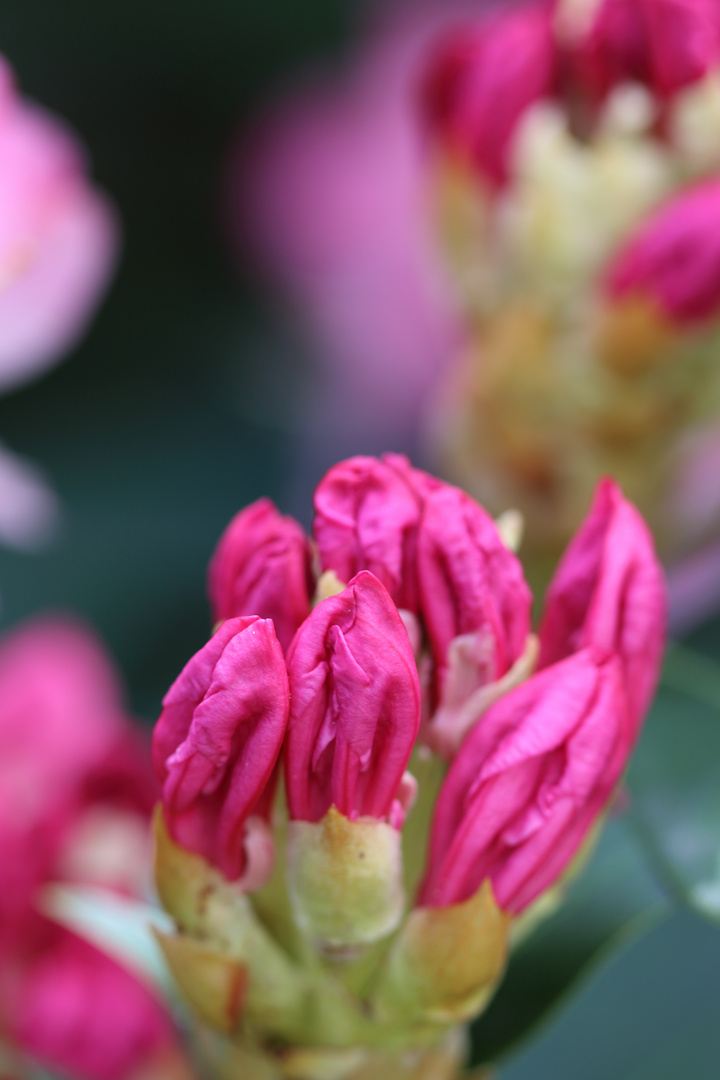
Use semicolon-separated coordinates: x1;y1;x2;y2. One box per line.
2;0;720;1078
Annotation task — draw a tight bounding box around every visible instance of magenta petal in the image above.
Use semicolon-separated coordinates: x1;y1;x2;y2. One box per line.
420;650;629;913
417;483;532;707
285;570;421;823
152;616;289;880
208;497;313;653
539;478;666;736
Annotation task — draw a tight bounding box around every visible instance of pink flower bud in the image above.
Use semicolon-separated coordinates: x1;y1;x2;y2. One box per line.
417;484;532;705
313;454;437;611
539;478;665;735
422;4;555;186
606;179;720;324
11;929;173;1080
208;497;314;652
285;571;421;825
573;0;720;102
152;616;289;883
419;648;628;913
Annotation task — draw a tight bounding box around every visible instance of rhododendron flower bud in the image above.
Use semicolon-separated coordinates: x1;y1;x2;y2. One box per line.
208;497;314;652
606;178;720;323
423;3;555;186
420;648;628;913
285;570;420;824
418;484;532;703
539;477;665;732
152;616;289;885
313;454;436;611
568;0;720;102
12;930;173;1080
285;571;421;949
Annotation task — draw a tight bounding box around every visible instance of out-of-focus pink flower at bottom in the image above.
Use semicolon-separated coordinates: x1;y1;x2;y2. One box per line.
10;929;173;1080
231;1;474;437
0;616;179;1080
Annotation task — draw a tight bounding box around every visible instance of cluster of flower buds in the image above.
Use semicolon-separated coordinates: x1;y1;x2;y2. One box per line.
152;455;665;1080
422;0;720;569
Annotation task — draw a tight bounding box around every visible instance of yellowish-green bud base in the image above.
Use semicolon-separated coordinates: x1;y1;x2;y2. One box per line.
287;807;405;952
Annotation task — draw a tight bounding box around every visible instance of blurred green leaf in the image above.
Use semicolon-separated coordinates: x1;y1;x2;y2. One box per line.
627;645;720;925
470;817;670;1065
39;883;176;1000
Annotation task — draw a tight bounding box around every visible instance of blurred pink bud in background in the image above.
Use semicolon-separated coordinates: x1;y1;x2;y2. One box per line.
607;178;720;323
152;616;289;883
285;571;421;825
570;0;720;102
422;1;555;186
208;497;314;652
420;648;628;912
0;617;177;1080
539;478;667;731
231;1;472;442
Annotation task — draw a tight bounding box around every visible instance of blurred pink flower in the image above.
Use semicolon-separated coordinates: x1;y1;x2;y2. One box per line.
607;177;720;323
0;617;176;1080
232;1;474;438
0;54;118;550
422;0;555;186
12;930;172;1080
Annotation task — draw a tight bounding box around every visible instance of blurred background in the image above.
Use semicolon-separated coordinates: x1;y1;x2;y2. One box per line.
2;1;720;1076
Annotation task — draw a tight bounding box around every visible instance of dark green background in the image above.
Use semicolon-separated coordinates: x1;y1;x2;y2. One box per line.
2;2;720;1076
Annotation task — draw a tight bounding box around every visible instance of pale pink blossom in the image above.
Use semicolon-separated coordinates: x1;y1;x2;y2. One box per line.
0;55;118;393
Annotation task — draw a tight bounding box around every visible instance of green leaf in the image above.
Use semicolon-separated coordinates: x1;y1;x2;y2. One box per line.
470;817;670;1065
627;644;720;924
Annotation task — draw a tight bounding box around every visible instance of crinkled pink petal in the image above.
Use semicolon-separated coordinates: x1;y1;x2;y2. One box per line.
208;497;314;653
539;478;665;735
420;649;627;912
153;616;289;880
313;454;432;610
285;570;421;824
417;483;532;700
